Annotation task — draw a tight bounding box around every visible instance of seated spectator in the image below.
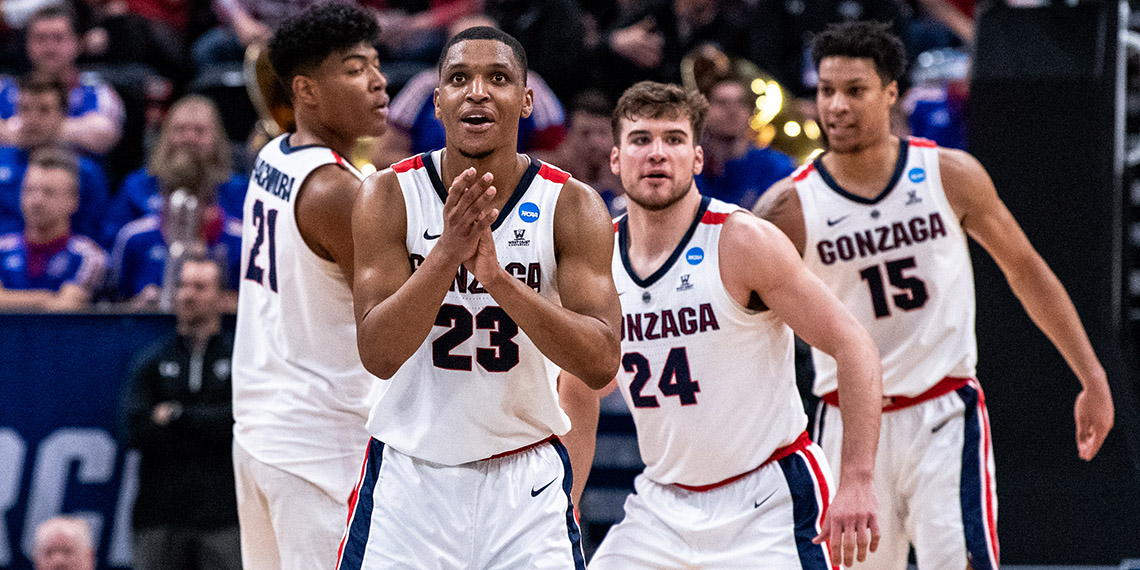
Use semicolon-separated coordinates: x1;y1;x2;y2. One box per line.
103;95;246;244
0;4;125;155
31;516;96;570
370;14;565;169
0;146;105;311
190;0;319;72
108;196;241;309
124;257;240;570
696;75;796;210
545;89;625;217
0;73;110;241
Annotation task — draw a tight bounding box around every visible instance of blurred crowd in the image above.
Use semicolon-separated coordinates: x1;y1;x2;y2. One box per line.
0;0;976;312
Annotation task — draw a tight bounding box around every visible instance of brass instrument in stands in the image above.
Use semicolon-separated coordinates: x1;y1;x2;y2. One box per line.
680;44;824;165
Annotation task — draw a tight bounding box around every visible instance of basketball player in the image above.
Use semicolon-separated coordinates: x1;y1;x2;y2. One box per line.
231;4;389;570
754;21;1115;570
584;80;884;569
340;27;621;569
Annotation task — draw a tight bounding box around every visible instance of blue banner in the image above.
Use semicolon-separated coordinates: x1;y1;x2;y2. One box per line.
0;313;174;570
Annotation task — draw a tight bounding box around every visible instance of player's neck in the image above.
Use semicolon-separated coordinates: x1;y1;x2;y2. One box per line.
820;134;900;199
625;187;702;276
290;120;356;161
440;147;529;211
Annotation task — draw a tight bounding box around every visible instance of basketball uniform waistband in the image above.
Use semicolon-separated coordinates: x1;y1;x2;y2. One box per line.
820;376;972;412
483;435;559;461
673;431;812;492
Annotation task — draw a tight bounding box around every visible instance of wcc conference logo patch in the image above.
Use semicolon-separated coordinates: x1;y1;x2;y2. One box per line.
508;228;531;247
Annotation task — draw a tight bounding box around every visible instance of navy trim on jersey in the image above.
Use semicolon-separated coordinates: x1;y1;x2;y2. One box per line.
957;384;996;570
421;151;448;202
279;134;331;154
550;438;587;570
339;439;385;570
813;137;909;205
422;152;541;231
812;400;828;446
617;195;711;288
778;453;831;569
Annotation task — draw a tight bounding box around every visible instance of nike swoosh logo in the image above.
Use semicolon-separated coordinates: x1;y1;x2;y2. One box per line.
754;490;777;509
423;229;441;240
826;215;850;227
531;478;557;497
931;417;953;434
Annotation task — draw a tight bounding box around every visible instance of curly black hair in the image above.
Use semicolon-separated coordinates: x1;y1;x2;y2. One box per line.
811;21;907;85
437;26;528;85
268;2;379;88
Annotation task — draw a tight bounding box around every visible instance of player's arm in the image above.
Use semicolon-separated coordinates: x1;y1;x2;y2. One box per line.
469;179;622;388
557;371;602;507
721;212;882;566
353;167;498;378
295;164;364;284
752;177;807;255
941;148;1114;460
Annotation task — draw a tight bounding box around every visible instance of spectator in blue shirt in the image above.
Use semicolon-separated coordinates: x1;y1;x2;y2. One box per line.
0;5;125;156
103;95;246;245
0;73;110;243
0;146;106;311
109;206;242;310
695;76;797;210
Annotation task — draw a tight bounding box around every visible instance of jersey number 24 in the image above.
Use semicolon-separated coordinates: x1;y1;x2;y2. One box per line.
624;347;701;408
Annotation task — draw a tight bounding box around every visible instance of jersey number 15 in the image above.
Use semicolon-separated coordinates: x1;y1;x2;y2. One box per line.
859;256;928;318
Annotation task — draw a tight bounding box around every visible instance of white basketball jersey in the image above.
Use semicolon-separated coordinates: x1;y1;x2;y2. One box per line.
233;134;376;497
365;151;571;465
613;197;807;487
796;137;977;398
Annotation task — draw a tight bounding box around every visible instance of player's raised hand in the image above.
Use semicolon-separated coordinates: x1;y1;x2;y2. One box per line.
1074;385;1113;461
465;217;502;287
813;478;880;567
439;167;497;266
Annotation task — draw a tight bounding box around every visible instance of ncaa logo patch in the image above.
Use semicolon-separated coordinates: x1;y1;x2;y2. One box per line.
518;202;540;223
686;247;704;265
908;168;926;183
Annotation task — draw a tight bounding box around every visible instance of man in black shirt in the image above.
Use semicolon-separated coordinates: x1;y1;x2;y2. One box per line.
124;257;238;570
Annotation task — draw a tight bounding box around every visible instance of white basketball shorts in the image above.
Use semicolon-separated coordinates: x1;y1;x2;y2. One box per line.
233;440;352;570
589;434;835;569
816;377;999;570
336;437;585;570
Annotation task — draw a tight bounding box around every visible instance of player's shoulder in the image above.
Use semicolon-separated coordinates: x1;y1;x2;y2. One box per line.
752;174;801;220
548;168;609;222
934;146;993;197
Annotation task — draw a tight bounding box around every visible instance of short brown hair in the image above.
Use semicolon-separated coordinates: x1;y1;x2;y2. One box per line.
28;145;80;179
611;81;708;145
18;72;68;113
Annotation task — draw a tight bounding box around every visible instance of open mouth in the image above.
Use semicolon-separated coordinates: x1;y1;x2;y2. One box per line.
461;116;493;125
643;173;670;179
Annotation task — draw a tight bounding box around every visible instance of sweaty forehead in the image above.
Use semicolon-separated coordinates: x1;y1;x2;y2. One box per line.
441;39;520;74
